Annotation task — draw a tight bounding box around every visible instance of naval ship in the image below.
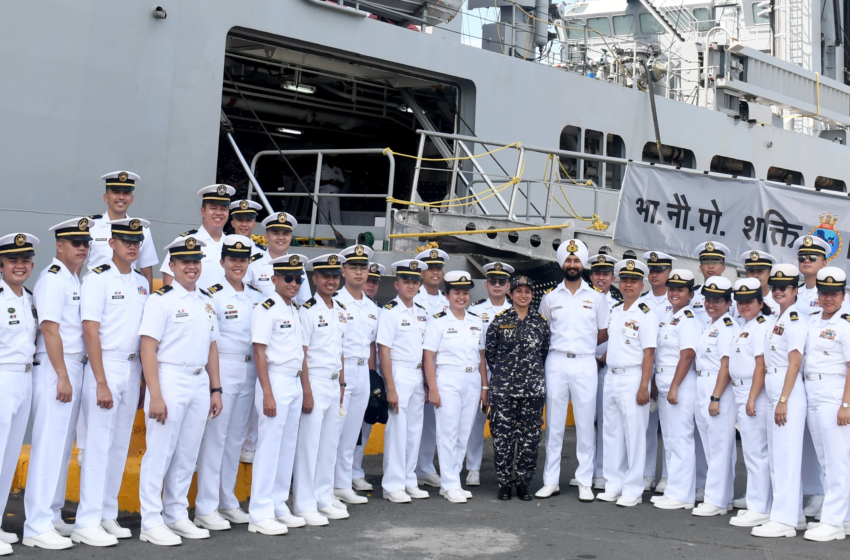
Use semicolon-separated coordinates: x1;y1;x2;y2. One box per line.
2;0;849;299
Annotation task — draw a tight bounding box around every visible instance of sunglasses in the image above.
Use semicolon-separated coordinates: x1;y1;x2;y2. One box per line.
770;285;791;292
282;275;303;285
648;266;669;274
69;240;90;248
699;259;723;265
797;255;821;263
487;278;508;286
119;239;142;248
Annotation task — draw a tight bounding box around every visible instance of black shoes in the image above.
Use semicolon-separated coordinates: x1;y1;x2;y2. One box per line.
497;484;512;500
516;484;533;501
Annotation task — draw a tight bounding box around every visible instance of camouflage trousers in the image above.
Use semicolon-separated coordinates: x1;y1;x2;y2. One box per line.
489;396;544;486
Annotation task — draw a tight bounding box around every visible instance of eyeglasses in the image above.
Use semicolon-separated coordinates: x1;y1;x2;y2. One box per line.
648;266;669;274
699;259;723;266
770;285;790;292
487;278;508;286
69;240;90;248
119;239;142;248
282;275;303;285
797;255;821;263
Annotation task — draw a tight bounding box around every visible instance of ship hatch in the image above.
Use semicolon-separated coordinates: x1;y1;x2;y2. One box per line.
218;32;461;229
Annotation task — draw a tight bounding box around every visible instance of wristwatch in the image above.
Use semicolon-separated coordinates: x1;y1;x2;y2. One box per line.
210;387;222;395
842;402;850;409
710;395;721;402
778;396;788;404
339;383;347;388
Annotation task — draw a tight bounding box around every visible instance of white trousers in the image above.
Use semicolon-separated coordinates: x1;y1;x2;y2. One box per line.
695;425;708;490
23;355;84;537
0;368;32;527
139;368;209;531
435;368;479;490
644;407;668;479
695;376;736;509
594;368;606;478
543;355;597;487
416;402;437;477
293;374;340;514
465;368;491;471
764;371;806;526
75;358;141;528
382;366;425;493
353;421;372;479
335;361;371;489
656;372;697;503
805;374;850;527
249;370;302;523
602;370;649;499
801;421;824;496
732;382;771;515
195;359;256;516
244;407;258;452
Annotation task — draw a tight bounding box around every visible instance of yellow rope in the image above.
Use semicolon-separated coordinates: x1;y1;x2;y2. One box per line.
389;223;570;239
382;143;520;162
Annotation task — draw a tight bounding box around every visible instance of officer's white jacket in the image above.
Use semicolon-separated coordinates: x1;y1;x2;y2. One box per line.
86;212;158;272
414;286;448;318
595;291;620;360
0;279;37;364
34;258;84;355
696;313;735;372
638;290;672;317
251;292;304;370
764;304;807;371
376;298;428;365
138;281;220;368
728;315;769;380
691;292;709;325
607;301;659;369
654;305;701;370
246;249;311;304
334;286;379;360
299;295;347;373
80;264;149;353
158;225;225;289
205;280;264;356
539;281;609;355
469;297;511;330
422;309;484;369
804;311;850;374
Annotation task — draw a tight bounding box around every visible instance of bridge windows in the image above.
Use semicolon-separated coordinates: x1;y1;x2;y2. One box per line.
613;15;636;36
587;17;611;37
815;176;847;192
639;13;665;34
565;19;584;39
642;142;696;168
766;166;804;186
710;155;755;178
692;7;711;31
606;134;627;189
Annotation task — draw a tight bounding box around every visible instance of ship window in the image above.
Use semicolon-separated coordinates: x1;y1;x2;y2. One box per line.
639;13;666;34
767;166;804;186
815;176;846;192
566;19;584;39
606;134;627;189
752;3;770;25
613;15;636;35
710;155;755;178
693;7;711;31
587;17;611;37
642;142;696;168
583;129;603;185
559;126;581;183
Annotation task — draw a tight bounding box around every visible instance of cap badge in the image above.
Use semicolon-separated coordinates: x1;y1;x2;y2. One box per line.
216;185;227;196
78;218;89;230
567;241;578;253
650;252;658;262
494;262;503;271
776;271;784;278
370;264;378;273
597;255;605;263
673;273;680;280
430;249;439;259
750;251;759;261
186;237;197;250
705;241;715;252
710;283;717;290
278;213;287;223
129;219;140;230
804;236;813;247
518;277;528;284
289;255;299;266
328;255;339;265
117;171;128;183
14;234;25;247
355;245;365;256
827;276;835;283
625;260;635;271
460;275;468;282
235;242;243;249
409;261;420;271
239;200;249;210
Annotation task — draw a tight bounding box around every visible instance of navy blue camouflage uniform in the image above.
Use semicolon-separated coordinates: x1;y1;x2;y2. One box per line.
485;307;550;487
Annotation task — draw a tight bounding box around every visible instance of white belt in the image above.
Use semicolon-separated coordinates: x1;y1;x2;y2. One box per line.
34;351;87;364
344;357;367;366
697;370;719;377
268;365;301;377
160;363;205;375
765;367;784;374
437;366;478;373
0;363;34;372
550;350;595;359
309;370;340;380
805;373;847;381
101;350;138;361
609;366;642;374
394;360;422;370
730;378;752;386
220;352;253;363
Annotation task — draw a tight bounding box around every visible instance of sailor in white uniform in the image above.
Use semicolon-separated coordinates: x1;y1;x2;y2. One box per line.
377;259;430;503
137;235;223;546
0;233;38;556
194;235;264;531
159;184;235;289
293;253;350;525
690;242;731;326
72;218;151;548
536;239;609;503
801;267;850;542
229;199;263;239
22;218;91;550
423;271;487;503
465;261;513;487
739;250;778;317
247;253;310;536
333;245;379;505
414;248;449;488
597;258;657;507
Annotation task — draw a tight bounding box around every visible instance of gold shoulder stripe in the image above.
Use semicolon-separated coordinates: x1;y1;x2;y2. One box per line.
92;264;111;274
154;285;173;296
638;303;650;314
262;298;276;309
723;317;733;326
207;283;223;294
48;264;60;274
757;316;766;323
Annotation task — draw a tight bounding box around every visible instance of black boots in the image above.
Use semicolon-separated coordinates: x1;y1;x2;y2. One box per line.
515;484;533;501
497;484;512;500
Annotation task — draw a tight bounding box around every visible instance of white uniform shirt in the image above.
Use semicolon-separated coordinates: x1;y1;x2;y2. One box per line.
80;265;149;353
804;312;850;374
376;298;428;364
595;292;620;360
655;306;701;369
638;290;673;317
34;258;84;355
86;213;158;272
206;280;264;356
334;286;379;360
414;286;449;318
469;297;512;330
246;249;311;305
606;302;659;369
728;315;769;380
691;292;709;325
422;310;484;369
696;313;735;372
797;285;820;313
138;281;219;367
300;295;347;373
762;292;779;317
764;304;807;371
0;279;37;365
539;281;609;355
251;292;304;370
159;225;225;289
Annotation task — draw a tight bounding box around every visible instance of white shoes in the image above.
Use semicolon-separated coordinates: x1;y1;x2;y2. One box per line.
194;511;231;531
643;477;655;492
70;526;118;547
352;477;373;491
0;530;18;544
751;520;795;538
0;541;10;556
804;522;845;541
331;497;348;510
796;514;808;530
616;495;642;507
248;518;288;536
593;477;607;490
52;520;74;537
694;488;705;502
334;488;368;504
22;530;73;550
732;494;747;509
729;510;770;527
417;473;441;488
441;488;468;503
653;497;695;510
168;519;210;539
596;492;621;502
218;508;250;524
803;494;824;518
405;486;430;499
578;486;595;502
101;519;132;539
318;506;349;520
569;478;580;487
534;485;560;499
383;490;412;503
240;449;255;463
466;470;480;486
654;478;667;494
691;503;728;517
139;524;182;546
297;511;330;526
276;514;307;528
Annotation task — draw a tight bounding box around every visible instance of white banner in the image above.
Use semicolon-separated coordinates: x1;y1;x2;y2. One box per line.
614;164;847;269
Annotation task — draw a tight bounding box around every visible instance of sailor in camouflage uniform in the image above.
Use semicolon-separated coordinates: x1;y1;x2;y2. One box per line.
485;276;550;501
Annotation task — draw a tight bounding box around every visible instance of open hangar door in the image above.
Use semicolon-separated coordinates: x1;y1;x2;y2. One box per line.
217;31;463;243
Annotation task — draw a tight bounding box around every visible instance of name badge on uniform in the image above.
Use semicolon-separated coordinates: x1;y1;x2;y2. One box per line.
693;301;703;309
258;275;271;283
277;320;292;329
7;307;19;326
446;327;458;336
72;291;80;301
318;314;328;328
225;310;239;320
174;309;189;322
111;291;124;300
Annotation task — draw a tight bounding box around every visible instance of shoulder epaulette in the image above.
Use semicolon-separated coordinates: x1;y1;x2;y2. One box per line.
0;287;3;294
789;311;799;321
333;291;339;297
199;288;212;298
612;291;624;302
683;309;694;318
543;287;554;295
255;242;268;251
87;214;103;220
538;313;547;321
48;264;60;274
612;301;624;308
433;311;446;318
92;264;110;274
842;313;850;322
179;229;198;237
134;268;144;275
303;297;316;309
249;253;263;263
638;303;650;314
154;285;173;296
293;302;300;309
24;286;32;295
247;284;261;293
366;294;377;305
414;302;425;309
495;309;509;317
206;283;223;295
468;310;479;317
640;290;649;297
472;298;487;306
336;300;347;311
723;317;733;327
384;300;398;310
593;285;603;293
261;298;275;309
757;315;766;323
